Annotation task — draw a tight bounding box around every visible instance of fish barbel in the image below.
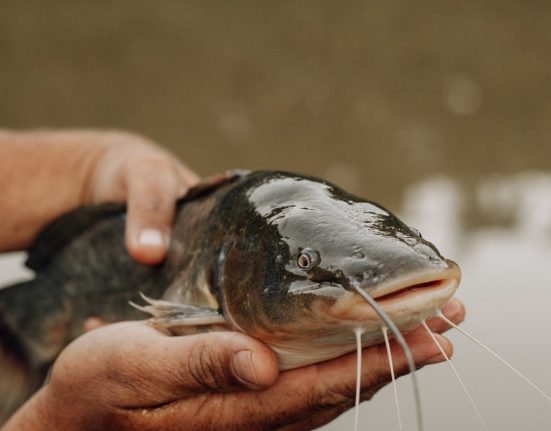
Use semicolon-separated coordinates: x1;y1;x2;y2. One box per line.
0;170;460;424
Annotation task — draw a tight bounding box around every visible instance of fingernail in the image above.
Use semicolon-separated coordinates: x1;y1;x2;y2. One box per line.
138;229;167;248
442;299;461;316
231;351;260;388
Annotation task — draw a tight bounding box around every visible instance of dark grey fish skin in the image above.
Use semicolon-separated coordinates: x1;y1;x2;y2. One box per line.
0;170;459;423
0;172;240;422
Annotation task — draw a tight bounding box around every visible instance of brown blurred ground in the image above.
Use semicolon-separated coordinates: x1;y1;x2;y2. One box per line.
2;4;551;430
1;1;550;210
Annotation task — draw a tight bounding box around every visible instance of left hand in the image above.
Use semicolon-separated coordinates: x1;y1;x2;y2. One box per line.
86;132;199;264
0;129;199;264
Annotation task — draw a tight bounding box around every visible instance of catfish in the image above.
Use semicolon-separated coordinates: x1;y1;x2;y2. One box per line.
0;170;460;424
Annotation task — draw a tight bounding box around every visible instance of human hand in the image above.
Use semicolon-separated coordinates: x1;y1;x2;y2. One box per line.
85;132;199;265
5;299;464;431
0;130;198;263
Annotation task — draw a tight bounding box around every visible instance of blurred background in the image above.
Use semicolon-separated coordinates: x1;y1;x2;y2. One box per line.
1;1;550;429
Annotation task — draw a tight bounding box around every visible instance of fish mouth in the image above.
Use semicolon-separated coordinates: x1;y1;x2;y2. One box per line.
371;260;460;302
330;260;461;324
374;278;449;303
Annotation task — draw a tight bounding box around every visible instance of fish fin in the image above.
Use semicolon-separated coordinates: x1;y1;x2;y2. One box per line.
26;203;125;271
225;168;252;177
176;170;247;205
130;293;226;327
0;307;47;425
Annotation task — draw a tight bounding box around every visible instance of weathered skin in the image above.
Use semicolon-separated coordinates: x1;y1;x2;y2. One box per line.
0;170;460;422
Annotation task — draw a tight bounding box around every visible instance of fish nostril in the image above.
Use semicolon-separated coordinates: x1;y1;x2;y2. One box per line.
412;243;445;265
364;269;379;281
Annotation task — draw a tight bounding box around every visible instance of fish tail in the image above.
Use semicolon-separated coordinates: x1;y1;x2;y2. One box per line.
0;282;47;425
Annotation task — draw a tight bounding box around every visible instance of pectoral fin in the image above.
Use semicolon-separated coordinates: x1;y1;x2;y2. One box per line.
130;293;226;328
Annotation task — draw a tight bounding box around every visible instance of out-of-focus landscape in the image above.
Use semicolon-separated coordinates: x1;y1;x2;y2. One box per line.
1;2;551;429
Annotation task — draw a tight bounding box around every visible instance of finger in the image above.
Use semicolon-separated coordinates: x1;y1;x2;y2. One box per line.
83;323;280;406
124;158;181;265
360;299;463;367
83;317;106;332
424;297;465;334
245;332;454;428
137;329;453;430
114;303;463;430
175;163;200;191
318;329;453;405
251;331;452;422
114;322;455;430
153;330;279;394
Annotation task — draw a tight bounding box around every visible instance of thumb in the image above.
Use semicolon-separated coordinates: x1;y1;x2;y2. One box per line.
162;331;280;394
55;322;280;409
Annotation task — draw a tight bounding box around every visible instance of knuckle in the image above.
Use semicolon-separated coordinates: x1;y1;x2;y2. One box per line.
312;367;352;412
315;389;349;412
316;383;354;409
138;153;171;171
186;340;229;391
131;194;166;214
360;381;386;402
128;183;178;218
126;147;173;172
309;386;354;414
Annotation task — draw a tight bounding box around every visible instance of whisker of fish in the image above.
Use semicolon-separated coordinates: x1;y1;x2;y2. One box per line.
421;320;488;431
382;326;404;431
437;312;551;404
351;282;424;431
353;328;364;431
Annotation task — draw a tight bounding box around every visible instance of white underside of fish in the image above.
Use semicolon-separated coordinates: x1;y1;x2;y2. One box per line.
271;275;459;370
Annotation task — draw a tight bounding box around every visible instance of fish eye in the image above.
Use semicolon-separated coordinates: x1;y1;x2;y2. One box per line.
297;248;320;270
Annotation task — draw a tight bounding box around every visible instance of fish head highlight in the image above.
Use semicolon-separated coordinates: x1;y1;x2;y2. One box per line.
218;172;461;369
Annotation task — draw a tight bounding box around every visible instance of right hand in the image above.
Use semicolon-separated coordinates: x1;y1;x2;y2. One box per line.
5;299;464;431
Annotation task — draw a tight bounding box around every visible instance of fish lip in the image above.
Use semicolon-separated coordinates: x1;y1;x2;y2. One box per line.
367;259;461;301
328;259;461;324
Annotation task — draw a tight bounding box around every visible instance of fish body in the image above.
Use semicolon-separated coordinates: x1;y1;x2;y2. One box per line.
0;170;460;422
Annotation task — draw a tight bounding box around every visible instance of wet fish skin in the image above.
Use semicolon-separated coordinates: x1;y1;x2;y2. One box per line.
195;172;456;369
0;170;458;422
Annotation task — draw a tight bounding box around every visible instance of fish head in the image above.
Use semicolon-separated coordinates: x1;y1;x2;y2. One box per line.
220;172;461;369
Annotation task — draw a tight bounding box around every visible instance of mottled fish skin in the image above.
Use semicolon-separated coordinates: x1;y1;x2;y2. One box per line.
0;170;460;422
